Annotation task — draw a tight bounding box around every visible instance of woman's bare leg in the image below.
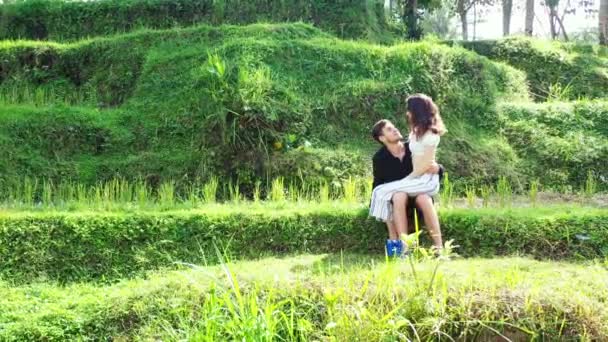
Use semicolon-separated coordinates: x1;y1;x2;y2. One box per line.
391;192;409;240
415;194;443;249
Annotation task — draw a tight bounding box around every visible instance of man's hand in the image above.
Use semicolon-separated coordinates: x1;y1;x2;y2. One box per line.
428;162;440;174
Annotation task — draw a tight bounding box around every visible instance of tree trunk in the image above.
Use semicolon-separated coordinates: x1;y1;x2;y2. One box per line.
549;6;558;39
525;0;534;36
556;13;569;41
460;14;469;40
386;0;394;17
473;2;477;40
600;0;608;45
458;0;468;40
502;0;513;36
404;0;421;39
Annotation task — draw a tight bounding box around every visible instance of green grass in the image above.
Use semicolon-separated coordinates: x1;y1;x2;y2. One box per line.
1;199;605;217
1;255;607;340
0;201;604;218
497;100;608;190
1;173;606;212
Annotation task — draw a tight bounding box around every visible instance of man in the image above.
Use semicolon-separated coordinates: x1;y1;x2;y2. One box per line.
371;119;444;256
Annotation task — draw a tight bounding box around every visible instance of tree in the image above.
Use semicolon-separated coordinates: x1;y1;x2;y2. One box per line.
404;0;423;39
421;0;459;39
544;0;570;40
471;2;491;40
601;0;608;44
503;0;513;35
456;0;495;40
396;0;443;40
387;0;396;15
542;0;596;40
525;0;535;36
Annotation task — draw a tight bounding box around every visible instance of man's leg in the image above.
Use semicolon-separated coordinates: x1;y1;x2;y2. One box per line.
405;197;417;235
382;193;409;256
414;194;443;250
384;220;399;256
386;220;399;240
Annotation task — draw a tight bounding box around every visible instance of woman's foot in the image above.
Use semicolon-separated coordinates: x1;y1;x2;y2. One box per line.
432;246;450;260
405;239;418;251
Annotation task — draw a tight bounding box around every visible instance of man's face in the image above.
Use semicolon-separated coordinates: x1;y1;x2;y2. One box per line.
379;122;403;144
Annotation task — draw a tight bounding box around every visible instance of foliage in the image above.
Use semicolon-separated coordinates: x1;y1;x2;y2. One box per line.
421;0;459;40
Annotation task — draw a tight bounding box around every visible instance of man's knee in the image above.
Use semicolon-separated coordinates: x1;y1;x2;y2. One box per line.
392;192;408;205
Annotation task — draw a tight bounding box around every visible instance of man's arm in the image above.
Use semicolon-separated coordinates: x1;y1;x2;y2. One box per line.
372;157;386;189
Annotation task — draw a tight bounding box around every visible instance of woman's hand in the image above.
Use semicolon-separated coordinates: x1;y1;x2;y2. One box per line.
427;162;440;174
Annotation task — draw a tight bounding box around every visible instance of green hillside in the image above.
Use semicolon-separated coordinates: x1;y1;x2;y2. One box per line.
1;1;608;340
458;37;608;101
0;2;606;195
0;0;391;41
0;22;550;192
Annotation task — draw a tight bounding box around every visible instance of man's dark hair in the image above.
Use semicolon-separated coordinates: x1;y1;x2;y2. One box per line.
371;119;389;144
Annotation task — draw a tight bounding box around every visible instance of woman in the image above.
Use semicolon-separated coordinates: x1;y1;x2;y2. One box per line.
369;94;446;244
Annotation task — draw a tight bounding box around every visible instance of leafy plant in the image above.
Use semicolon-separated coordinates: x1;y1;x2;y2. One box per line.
465;186;476;208
529;179;539;207
496;176;512;208
440;172;454;208
480;185;492;208
584;170;597;198
203;177;219;204
269;177;285;202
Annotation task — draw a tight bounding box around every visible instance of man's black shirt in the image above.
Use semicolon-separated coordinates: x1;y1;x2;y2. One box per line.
372;143;444;189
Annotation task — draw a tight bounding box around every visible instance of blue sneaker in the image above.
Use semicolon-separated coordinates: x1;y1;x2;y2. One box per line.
393;239;404;256
385;239;396;257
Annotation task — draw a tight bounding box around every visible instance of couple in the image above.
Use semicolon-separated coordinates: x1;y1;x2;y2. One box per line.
369;93;446;257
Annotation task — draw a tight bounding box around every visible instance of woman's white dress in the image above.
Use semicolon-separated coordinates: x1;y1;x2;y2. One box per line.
369;131;440;222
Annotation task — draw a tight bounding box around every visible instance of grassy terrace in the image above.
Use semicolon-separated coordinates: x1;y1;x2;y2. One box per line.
1;1;607;340
1;254;607;340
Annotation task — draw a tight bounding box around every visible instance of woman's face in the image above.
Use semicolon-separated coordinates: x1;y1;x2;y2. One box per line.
406;110;413;125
